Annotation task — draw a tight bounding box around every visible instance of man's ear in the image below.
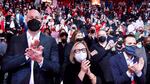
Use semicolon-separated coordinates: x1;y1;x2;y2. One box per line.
122;43;126;48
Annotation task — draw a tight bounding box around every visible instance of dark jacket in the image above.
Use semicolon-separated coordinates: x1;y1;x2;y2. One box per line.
63;62;101;84
90;43;114;83
2;33;60;84
58;42;68;66
110;52;145;84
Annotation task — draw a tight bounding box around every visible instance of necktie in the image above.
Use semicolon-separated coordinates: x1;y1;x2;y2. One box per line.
131;75;135;84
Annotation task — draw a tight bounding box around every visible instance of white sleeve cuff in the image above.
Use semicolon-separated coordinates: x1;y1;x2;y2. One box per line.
38;58;44;68
25;56;29;60
126;70;132;78
135;71;142;77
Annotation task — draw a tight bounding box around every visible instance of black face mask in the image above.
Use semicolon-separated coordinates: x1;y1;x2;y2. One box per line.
117;40;123;45
110;31;115;36
90;29;95;34
116;42;122;49
61;39;67;43
117;31;123;37
98;36;106;43
76;38;84;42
27;19;41;31
72;27;76;30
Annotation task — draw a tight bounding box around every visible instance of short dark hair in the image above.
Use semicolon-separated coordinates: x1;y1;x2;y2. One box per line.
123;34;136;43
59;29;68;37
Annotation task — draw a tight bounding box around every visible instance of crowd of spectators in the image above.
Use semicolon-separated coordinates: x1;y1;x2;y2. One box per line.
0;0;150;84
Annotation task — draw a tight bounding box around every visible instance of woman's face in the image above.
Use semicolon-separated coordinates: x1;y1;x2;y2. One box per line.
75;33;83;39
74;43;87;63
74;43;86;54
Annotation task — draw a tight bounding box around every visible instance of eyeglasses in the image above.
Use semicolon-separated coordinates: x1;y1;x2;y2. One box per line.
74;48;86;53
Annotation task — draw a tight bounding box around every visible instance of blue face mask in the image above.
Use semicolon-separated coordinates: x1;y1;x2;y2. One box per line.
125;45;137;57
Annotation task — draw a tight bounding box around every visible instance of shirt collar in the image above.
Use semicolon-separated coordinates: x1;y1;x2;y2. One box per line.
123;52;134;62
27;30;41;41
123;52;130;61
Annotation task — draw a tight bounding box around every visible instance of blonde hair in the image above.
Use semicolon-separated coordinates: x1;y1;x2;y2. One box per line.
70;30;81;43
69;41;91;64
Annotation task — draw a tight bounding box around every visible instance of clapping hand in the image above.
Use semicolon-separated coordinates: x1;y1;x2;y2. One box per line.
133;57;144;73
128;57;144;74
25;40;44;63
80;60;91;73
78;60;91;81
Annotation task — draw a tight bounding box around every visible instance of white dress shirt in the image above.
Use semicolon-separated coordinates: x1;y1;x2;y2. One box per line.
123;52;142;78
26;31;43;84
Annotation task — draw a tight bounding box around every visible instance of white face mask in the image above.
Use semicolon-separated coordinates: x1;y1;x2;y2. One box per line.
137;44;142;48
74;52;87;63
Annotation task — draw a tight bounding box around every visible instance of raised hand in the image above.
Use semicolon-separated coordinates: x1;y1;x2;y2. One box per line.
30;40;40;49
128;57;144;74
134;57;144;73
25;40;44;63
78;60;91;81
80;60;91;73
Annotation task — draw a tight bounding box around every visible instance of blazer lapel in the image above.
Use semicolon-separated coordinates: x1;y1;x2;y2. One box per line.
119;53;128;71
39;33;46;46
20;33;28;53
34;33;46;68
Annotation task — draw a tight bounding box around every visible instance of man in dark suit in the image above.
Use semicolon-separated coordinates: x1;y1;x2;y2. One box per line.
143;36;150;84
54;29;68;84
0;37;7;84
110;34;145;84
2;9;60;84
90;30;114;84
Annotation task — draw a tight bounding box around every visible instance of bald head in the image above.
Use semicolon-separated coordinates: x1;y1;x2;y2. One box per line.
98;30;107;37
26;9;41;32
26;9;41;22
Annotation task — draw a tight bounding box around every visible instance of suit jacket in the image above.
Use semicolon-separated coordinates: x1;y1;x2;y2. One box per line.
109;52;145;84
57;42;69;66
136;47;147;76
146;52;150;84
2;32;60;84
90;43;113;83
